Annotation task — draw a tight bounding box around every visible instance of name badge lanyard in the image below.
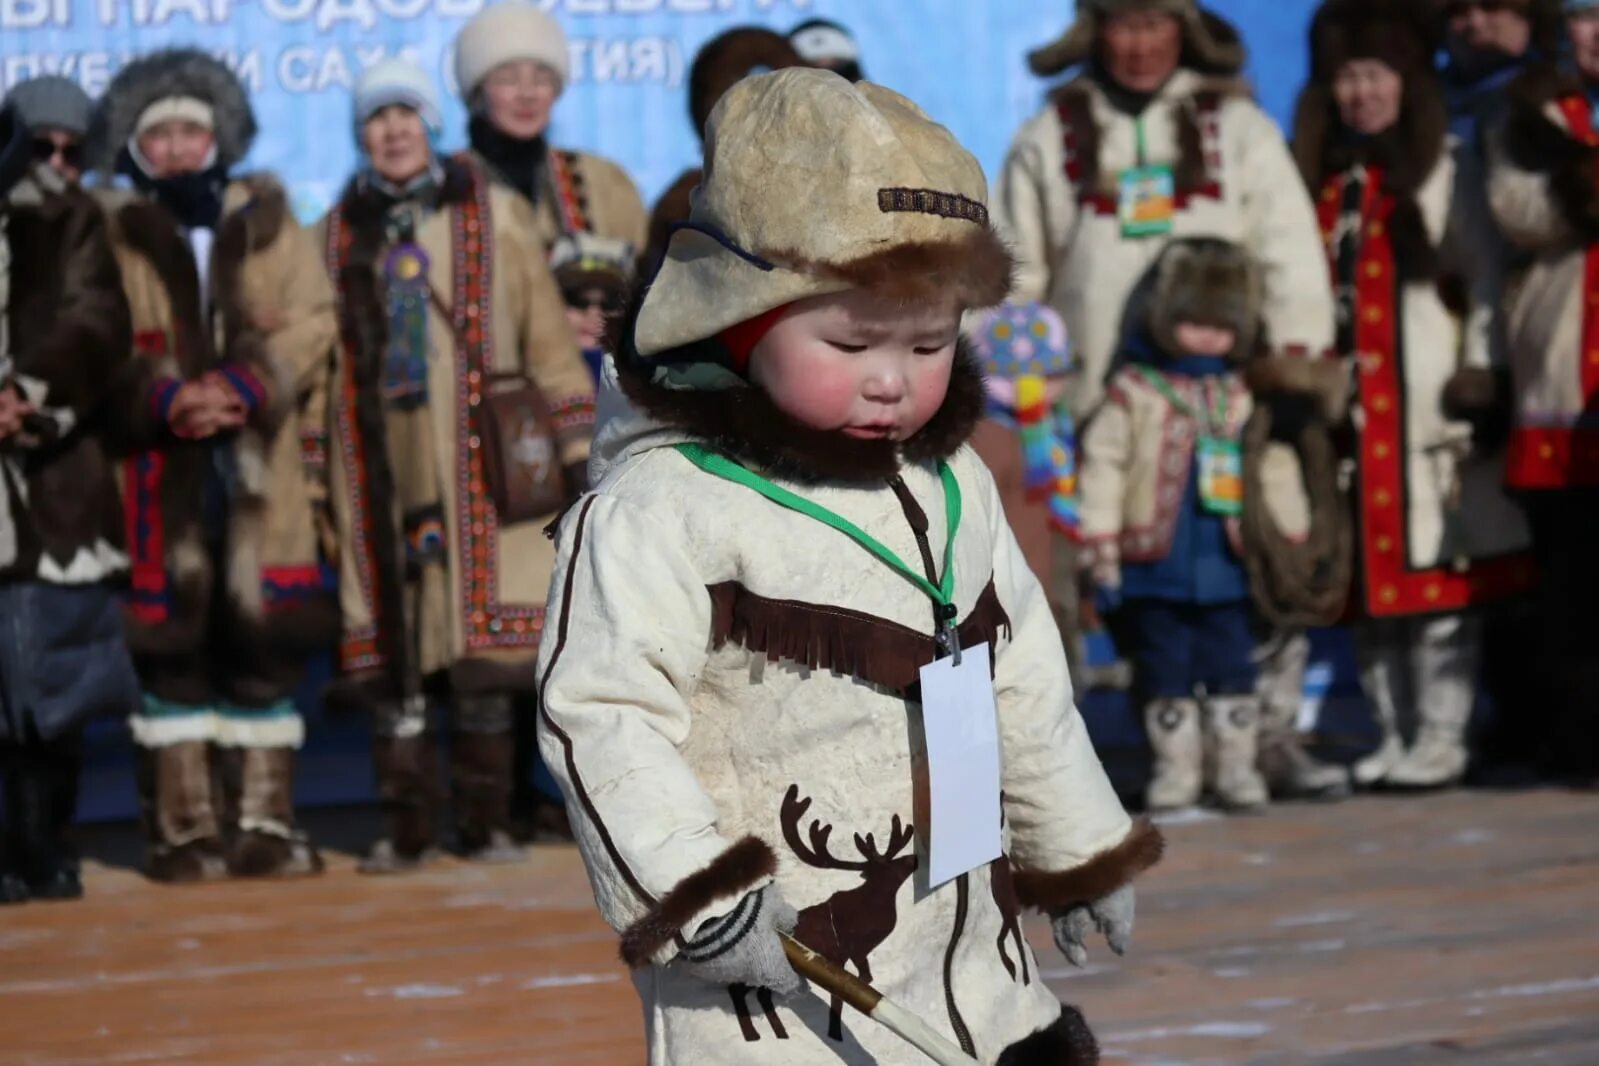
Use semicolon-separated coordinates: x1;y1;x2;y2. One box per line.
1131;366;1241;516
675;443;965;663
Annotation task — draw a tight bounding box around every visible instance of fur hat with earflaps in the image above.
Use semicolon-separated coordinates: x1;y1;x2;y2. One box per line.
1145;237;1264;362
1028;0;1246;79
89;49;256;174
635;67;1013;362
1293;0;1448;279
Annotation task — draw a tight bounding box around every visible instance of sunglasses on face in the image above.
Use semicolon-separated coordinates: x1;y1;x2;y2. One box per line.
563;291;624;314
32;137;84;169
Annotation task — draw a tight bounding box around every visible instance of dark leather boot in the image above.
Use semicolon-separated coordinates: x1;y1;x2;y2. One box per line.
220;747;323;878
15;736;85;900
1;747;30;904
359;733;441;874
450;730;525;863
137;742;227;884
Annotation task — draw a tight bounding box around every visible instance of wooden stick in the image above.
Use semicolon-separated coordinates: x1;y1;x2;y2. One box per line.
781;934;978;1065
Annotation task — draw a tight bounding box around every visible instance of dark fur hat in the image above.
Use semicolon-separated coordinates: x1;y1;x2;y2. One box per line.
1292;0;1448;277
1146;237;1264;361
90;49;257;174
1028;0;1247;79
689;27;806;140
1433;0;1564;60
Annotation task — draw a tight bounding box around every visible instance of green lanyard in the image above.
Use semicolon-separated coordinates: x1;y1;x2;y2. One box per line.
1132;364;1229;436
1135;116;1148;167
675;443;965;659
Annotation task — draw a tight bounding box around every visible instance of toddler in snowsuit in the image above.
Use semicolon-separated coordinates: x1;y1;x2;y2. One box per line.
1079;238;1269;813
539;69;1162;1064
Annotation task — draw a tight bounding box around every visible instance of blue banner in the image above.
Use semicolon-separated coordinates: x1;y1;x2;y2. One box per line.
2;0;1316;223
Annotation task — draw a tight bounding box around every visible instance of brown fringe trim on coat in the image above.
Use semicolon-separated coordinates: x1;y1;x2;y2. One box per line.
997;1003;1101;1066
707;577;1011;692
618;835;778;968
1050;76;1248;202
1012;818;1165;911
1502;62;1599;246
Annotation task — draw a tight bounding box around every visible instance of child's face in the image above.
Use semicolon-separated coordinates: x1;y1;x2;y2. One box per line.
564;285;617;351
751;290;961;442
1174;321;1237;357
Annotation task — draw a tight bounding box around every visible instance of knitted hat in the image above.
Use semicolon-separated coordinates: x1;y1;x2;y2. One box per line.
354;57;443;136
454;3;571;99
6;75;92;138
635;68;1012;360
551;232;634;294
970;303;1074;380
1027;0;1246;78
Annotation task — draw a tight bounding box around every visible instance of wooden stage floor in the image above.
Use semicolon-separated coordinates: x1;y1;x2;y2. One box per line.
3;788;1596;1065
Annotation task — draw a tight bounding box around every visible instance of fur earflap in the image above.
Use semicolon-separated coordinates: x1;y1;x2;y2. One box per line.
689;27;806;140
90;49;257;173
1146;238;1264;361
1028;3;1246;79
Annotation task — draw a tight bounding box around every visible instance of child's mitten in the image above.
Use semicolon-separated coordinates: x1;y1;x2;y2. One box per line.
1051;884;1136;967
673;883;804;995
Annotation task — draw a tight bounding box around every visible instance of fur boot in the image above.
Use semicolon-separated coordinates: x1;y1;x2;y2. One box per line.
1385;615;1479;790
360;733;441;874
1354;628;1409;786
1144;698;1203;811
1205;694;1269;811
137;742;228;883
451;731;526;863
218;747;323;877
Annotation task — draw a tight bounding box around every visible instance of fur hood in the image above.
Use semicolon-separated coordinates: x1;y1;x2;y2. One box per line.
1292;0;1449;277
1145;238;1264;362
1498;61;1599;244
688;27;806;140
90;49;257;174
1028;1;1246;79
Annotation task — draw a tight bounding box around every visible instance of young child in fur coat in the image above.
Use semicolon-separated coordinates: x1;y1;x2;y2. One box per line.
538;69;1162;1065
1079;238;1269;814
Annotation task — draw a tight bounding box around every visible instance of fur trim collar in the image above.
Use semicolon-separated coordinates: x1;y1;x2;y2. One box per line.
90;49;257;173
1500;62;1599;244
614;299;986;484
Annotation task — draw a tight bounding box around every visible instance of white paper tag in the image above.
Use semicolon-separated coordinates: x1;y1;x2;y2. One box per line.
918;642;1003;888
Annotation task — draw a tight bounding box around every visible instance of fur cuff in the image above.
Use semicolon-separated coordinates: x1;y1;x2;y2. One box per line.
618;835;778;968
1014;819;1165;911
997;1003;1100;1066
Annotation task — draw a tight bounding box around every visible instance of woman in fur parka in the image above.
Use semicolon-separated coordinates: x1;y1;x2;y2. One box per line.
91;49;339;882
1294;0;1533;790
317;59;595;871
1480;3;1599;781
0;102;138;904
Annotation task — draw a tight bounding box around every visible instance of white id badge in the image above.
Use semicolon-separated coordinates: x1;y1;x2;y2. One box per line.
918;642;1003;887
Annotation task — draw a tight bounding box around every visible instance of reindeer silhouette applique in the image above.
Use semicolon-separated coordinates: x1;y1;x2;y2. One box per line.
729;784;920;1044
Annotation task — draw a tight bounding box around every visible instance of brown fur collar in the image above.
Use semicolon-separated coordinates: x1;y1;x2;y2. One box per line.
1501;62;1599;244
1050;73;1249;200
615;336;986;484
1012;818;1165;911
1292;76;1447;279
997;1004;1100;1066
110;174;293;435
332;156;478;249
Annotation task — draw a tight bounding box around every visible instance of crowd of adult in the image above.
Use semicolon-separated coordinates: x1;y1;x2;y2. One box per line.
0;0;1595;906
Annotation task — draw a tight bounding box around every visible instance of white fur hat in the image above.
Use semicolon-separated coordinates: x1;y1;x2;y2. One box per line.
354;57;442;135
453;3;571;99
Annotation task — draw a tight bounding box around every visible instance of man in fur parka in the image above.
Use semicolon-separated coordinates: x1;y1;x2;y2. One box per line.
90;49;339;882
0;102;138;903
1478;0;1599;782
998;0;1335;422
541;68;1162;1065
1294;0;1535;789
318;59;596;870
